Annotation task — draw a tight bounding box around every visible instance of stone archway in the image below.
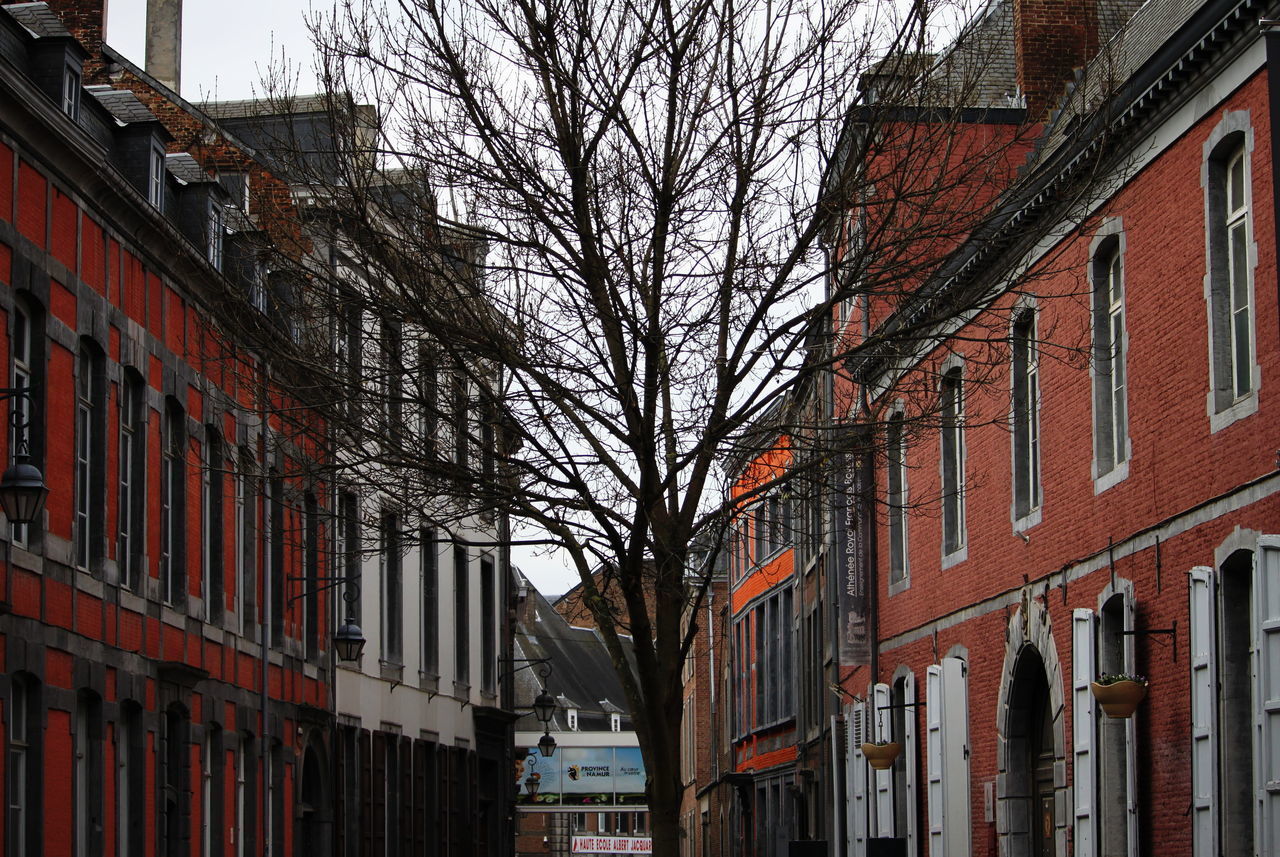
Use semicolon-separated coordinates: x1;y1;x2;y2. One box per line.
298;739;332;857
996;598;1067;857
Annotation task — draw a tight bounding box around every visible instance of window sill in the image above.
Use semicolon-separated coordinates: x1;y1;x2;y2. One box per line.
1208;388;1259;434
941;543;968;570
379;660;404;682
887;575;910;596
1093;459;1129;495
1013;507;1042;534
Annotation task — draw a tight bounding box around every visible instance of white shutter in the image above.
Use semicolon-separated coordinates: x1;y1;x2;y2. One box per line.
1072;608;1097;857
1188;566;1217;857
926;664;944;857
1122;591;1139;854
873;682;894;837
903;671;919;856
941;656;971;857
1254;538;1280;854
850;703;868;857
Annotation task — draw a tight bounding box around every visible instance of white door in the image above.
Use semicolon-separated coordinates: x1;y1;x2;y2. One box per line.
873;682;894;838
1253;538;1280;854
1188;566;1218;857
1071;608;1097;857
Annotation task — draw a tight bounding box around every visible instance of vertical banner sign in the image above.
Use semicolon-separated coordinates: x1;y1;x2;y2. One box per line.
835;447;872;666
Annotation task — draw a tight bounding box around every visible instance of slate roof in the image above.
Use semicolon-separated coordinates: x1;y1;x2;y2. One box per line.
512;571;635;733
86;86;160;125
165;153;212;185
4;2;70;39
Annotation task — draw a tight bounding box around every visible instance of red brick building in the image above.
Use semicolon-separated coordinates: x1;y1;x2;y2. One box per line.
824;0;1280;856
0;2;337;855
723;430;801;856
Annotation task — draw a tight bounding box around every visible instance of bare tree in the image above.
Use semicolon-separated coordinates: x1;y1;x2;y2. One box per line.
198;0;1118;850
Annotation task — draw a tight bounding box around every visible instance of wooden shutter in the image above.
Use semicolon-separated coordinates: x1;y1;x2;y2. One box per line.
1188;566;1217;857
372;734;387;857
335;727;349;857
849;703;868;857
412;740;427;857
902;671;919;856
1072;608;1097;857
873;682;894;838
926;665;943;857
358;730;373;857
401;737;414;856
1256;538;1280;855
941;657;971;857
1121;591;1139;853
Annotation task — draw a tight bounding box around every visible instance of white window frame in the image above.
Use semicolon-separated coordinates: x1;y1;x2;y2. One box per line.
1090;219;1130;491
887;410;909;592
1202;112;1260;432
939;363;967;565
62;64;81;119
148;144;165;210
74;347;94;571
1010;307;1042;530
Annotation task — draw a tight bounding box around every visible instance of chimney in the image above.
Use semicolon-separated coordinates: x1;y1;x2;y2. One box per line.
145;0;181;93
1013;0;1098;118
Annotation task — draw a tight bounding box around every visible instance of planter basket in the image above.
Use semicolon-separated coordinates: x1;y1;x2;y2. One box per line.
860;742;902;770
1090;680;1147;718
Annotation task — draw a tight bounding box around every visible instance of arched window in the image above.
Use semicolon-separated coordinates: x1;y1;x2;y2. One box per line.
7;673;42;853
74;689;103;857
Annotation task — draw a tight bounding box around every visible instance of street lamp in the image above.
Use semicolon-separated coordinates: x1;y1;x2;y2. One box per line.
334;618;366;662
538;730;557;759
288;569;364;662
532;688;556;725
0;451;47;525
524;775;541;797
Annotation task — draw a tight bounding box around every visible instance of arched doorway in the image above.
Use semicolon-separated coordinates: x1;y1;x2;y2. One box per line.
1005;645;1055;857
298;741;332;857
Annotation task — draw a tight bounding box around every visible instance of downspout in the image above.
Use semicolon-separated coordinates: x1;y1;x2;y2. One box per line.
261;457;272;857
1262;21;1280;331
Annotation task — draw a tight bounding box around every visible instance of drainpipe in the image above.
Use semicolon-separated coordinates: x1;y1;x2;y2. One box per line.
1262;21;1280;332
261;460;272;856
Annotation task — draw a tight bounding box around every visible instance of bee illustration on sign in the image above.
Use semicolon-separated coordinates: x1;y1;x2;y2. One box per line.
567;765;580;781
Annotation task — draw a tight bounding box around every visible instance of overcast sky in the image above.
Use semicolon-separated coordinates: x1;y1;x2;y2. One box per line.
105;0;321;101
103;0;581;598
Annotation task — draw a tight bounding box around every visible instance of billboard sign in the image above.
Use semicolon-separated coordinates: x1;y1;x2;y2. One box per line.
517;745;648;808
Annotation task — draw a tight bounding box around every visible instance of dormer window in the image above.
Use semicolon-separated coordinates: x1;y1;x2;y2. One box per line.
610;713;621;732
148;146;165;210
207;203;224;269
61;65;80;119
567;709;578;731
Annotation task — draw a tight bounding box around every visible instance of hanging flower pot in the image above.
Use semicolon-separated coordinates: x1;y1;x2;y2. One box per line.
860;741;902;770
1090;674;1148;719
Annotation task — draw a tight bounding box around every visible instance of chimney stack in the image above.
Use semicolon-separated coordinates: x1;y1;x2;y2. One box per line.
145;0;182;93
1013;0;1098;118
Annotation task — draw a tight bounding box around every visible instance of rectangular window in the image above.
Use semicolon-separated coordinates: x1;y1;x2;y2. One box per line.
238;447;257;638
11;302;33;547
268;469;284;646
1226;148;1251;400
205;428;225;622
454;545;469;686
62;65;81;119
421;528;438;675
304;492;319;659
752;503;764;566
1093;240;1127;478
887;413;908;584
74;345;102;571
338;491;360;628
118;371;144;588
148;147;165;210
753;604;765;725
940;369;966;557
208;203;224;270
481;557;496;693
453;370;469;467
381;512;402;664
161;400;186;606
418;344;438;455
8;679;30;853
382;319;404;442
1011;311;1041;522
